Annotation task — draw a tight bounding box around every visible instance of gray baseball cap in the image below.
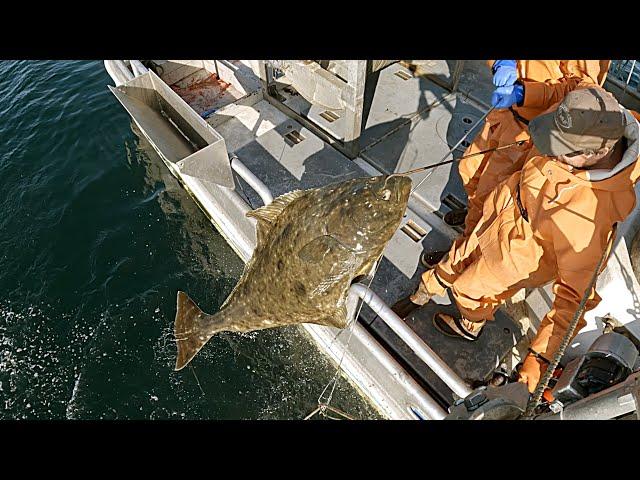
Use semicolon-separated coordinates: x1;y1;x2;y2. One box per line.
529;87;626;156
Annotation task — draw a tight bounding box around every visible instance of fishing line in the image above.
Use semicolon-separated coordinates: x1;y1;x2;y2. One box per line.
312;252;385;419
234;172;257;209
400;140;527;177
189;365;205;396
409;105;495;194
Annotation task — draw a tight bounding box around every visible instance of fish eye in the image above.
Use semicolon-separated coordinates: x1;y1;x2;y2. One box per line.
379;189;391;201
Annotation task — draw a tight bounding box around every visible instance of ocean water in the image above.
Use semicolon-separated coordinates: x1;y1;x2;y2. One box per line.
0;60;378;419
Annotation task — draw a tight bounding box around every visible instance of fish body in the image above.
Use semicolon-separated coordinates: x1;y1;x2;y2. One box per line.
174;175;411;370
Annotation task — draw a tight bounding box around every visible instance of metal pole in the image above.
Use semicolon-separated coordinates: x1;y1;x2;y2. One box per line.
348;322;447;419
229;154;274;206
129;60;148;77
400;140;527;176
626;60;636;86
349;283;472;399
342;61;368;158
450;60;465;92
104;60;134;86
622;60;637;98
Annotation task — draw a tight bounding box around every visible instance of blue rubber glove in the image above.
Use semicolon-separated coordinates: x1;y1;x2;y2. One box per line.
492;60;518;87
491;83;524;109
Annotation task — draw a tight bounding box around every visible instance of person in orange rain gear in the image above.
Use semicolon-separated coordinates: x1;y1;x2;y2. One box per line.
401;86;640;392
441;61;611;239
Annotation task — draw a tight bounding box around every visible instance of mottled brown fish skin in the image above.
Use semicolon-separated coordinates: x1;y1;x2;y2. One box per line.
174;175;411;370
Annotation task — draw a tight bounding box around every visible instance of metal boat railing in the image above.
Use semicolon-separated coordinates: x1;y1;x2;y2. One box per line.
229;154;274;205
348;284;472;398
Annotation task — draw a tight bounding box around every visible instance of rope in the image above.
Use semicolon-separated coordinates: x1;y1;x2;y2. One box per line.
304;404;356;421
399;140;527;177
523;232;615;418
189;365;205;396
306;254;384;420
410;106;495;194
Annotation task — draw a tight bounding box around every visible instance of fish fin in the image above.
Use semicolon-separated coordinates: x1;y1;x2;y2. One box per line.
174;291;227;371
354;254;380;278
253;219;271;247
298;235;351;264
331;305;349;328
246;190;305;226
315;306;349;329
219;265;251;310
219;285;237;310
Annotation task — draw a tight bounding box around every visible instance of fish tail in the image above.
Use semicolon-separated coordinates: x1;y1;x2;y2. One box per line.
174;291;227;371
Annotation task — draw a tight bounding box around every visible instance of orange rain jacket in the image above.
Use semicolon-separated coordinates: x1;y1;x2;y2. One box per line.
417;93;640;392
459;60;611;235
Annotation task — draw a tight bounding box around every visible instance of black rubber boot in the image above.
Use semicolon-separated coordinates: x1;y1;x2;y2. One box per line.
391;296;421;319
432;312;484;341
444;208;468;227
420;250;449;269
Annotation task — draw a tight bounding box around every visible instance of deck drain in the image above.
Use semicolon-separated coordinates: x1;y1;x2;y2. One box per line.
401;219;427;242
284;130;305;145
319;110;340;123
394;70;412;81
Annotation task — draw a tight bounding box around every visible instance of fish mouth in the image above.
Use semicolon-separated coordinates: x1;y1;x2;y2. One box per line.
382;175;412;203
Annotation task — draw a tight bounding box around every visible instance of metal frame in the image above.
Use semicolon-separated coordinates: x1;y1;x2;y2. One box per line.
537;371;639;420
259;60;466;159
259;60;387;159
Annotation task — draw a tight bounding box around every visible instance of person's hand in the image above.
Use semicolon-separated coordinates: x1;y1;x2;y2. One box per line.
518;353;548;393
491;83;524;109
492;60;518;87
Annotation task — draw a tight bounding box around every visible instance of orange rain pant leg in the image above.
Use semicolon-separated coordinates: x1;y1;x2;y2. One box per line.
416;221;483;300
418;225;522;323
449;254;523;323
